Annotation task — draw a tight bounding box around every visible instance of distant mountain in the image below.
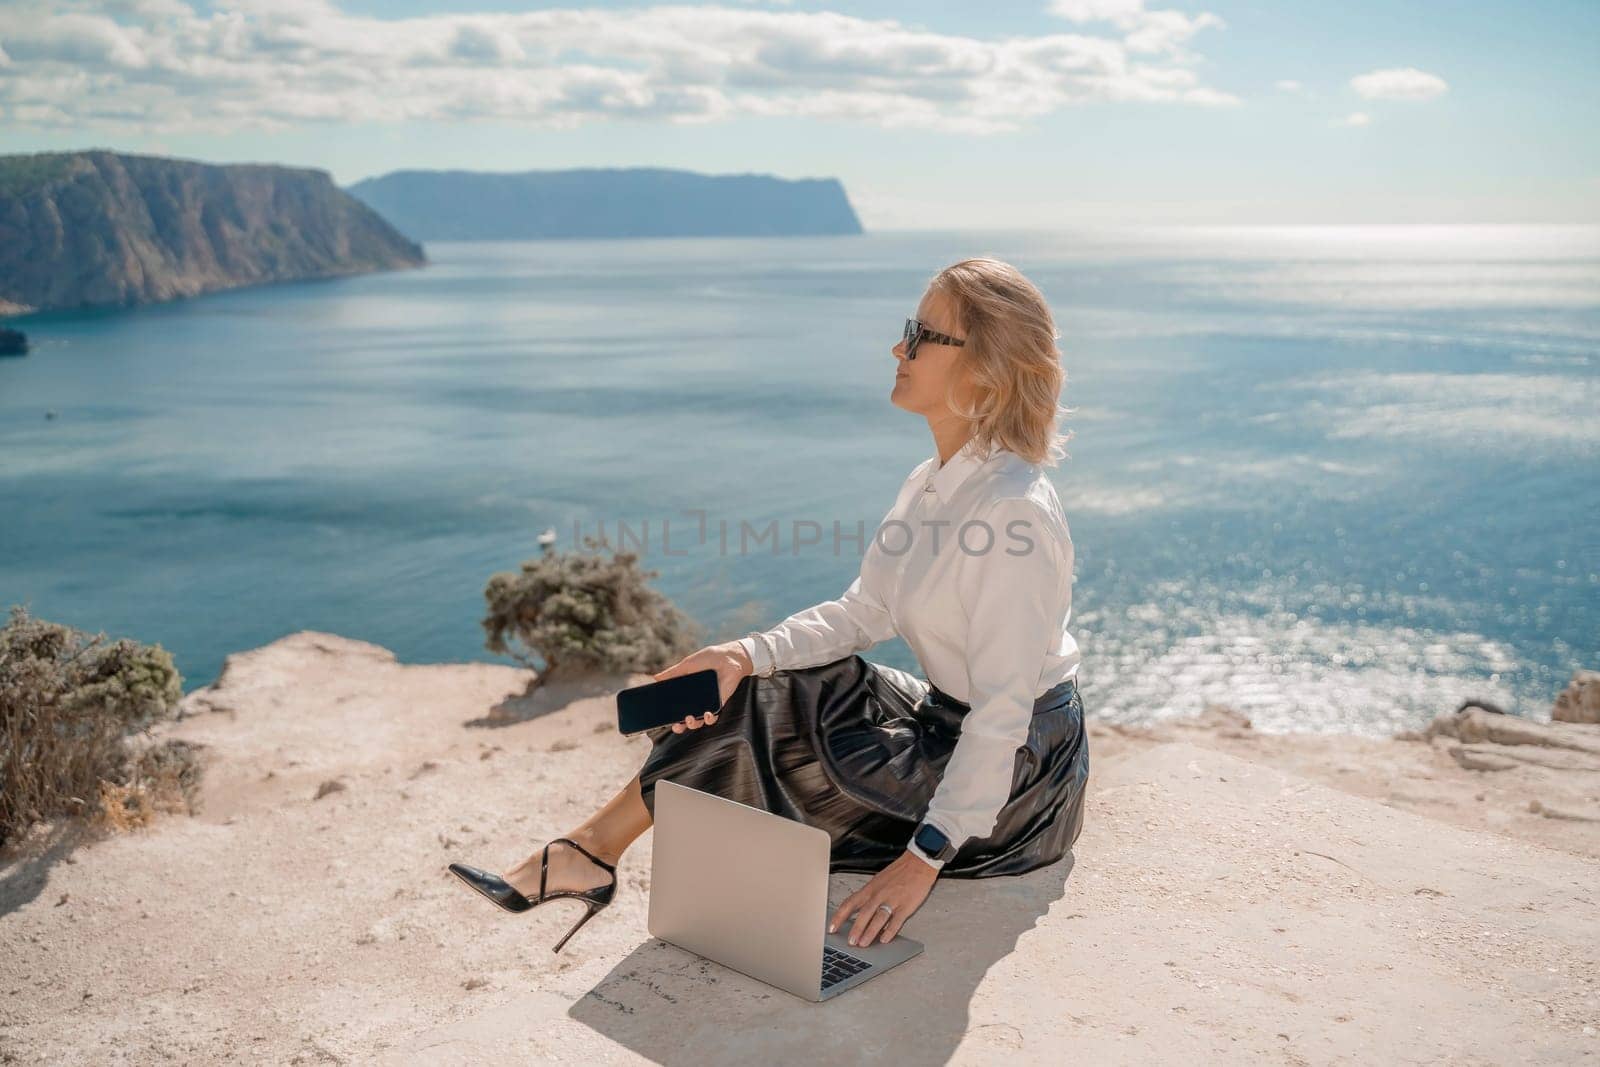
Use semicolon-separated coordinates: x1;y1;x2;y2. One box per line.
344;167;863;241
0;150;426;317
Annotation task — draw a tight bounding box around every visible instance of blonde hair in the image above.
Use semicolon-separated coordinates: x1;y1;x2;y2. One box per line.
930;257;1074;467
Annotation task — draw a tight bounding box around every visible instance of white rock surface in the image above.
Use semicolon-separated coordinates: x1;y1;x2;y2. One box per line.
2;631;1595;1065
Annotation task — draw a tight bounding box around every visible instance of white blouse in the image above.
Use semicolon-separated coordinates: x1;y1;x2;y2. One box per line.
738;437;1080;868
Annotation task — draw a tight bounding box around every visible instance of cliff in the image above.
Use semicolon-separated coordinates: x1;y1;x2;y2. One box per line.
0;150;426;317
1;631;1594;1063
345;166;864;241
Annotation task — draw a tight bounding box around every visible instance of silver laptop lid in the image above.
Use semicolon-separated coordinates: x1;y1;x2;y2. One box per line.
648;780;831;1000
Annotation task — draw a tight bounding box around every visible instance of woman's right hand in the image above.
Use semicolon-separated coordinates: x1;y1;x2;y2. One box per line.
652;640;755;733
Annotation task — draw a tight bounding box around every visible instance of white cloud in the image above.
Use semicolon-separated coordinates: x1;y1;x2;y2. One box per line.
447;22;528;65
1350;66;1448;101
2;11;150;69
1047;0;1147;28
1333;111;1370;127
1047;0;1226;65
1274;79;1301;92
0;0;1239;135
99;0;194;17
1123;9;1224;57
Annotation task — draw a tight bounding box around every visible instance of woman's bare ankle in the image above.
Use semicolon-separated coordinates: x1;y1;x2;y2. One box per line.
503;836;615;898
565;828;623;867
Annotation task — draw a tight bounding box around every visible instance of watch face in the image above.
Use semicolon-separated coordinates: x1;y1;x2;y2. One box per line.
915;823;951;857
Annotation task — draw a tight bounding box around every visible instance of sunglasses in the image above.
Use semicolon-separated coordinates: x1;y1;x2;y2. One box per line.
902;317;966;361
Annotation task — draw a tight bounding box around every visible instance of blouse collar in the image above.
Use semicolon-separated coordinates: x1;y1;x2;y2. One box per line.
923;437;997;499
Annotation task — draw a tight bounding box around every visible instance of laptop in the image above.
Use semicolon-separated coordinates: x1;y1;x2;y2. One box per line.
648;779;925;1002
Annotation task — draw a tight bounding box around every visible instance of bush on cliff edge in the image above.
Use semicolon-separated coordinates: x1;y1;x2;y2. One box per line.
481;534;701;692
0;605;200;847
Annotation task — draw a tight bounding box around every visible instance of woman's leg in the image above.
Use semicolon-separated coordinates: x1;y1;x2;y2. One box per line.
502;773;653;898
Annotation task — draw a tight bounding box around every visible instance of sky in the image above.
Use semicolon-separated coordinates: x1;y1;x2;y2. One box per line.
0;0;1596;228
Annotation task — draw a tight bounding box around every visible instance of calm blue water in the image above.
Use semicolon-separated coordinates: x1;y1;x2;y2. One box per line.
2;226;1596;735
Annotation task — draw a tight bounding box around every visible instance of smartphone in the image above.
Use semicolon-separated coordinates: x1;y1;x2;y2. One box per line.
617;669;723;735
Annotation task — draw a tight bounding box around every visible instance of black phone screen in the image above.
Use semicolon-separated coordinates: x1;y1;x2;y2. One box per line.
616;669;722;735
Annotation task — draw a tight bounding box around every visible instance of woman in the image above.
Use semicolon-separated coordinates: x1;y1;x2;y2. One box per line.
448;257;1087;956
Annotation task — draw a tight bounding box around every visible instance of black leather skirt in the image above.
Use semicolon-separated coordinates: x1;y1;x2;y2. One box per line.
637;654;1089;879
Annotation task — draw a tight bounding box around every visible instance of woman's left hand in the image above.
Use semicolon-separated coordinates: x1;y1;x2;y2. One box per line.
828;851;939;947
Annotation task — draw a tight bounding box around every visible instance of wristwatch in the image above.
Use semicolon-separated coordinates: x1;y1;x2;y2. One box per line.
910;821;959;865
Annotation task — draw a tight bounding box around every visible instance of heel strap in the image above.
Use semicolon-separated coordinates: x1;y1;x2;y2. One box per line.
553;836;617;876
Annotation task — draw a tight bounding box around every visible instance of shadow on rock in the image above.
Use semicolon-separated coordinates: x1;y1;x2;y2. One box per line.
0;820;92;919
466;672;638;729
567;855;1075;1064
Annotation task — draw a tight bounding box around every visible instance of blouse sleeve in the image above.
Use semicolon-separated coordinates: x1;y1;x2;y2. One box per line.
737;569;898;675
738;482;912;675
919;495;1065;851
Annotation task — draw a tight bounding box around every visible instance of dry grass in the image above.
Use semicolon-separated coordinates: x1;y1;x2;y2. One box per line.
95;740;207;833
1;605;191;845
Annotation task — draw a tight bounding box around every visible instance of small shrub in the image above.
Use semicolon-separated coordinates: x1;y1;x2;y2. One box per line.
97;738;206;833
482;533;701;691
0;605;197;846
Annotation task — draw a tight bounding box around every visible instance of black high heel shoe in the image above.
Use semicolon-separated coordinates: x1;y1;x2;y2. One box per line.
447;837;618;954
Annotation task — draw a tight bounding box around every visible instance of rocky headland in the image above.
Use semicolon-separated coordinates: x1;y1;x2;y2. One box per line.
0;150;426;317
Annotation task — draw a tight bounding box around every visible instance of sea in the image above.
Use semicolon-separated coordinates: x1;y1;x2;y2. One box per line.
2;226;1595;735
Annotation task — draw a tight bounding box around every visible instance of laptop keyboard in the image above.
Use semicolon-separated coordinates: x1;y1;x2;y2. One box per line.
821;945;872;991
